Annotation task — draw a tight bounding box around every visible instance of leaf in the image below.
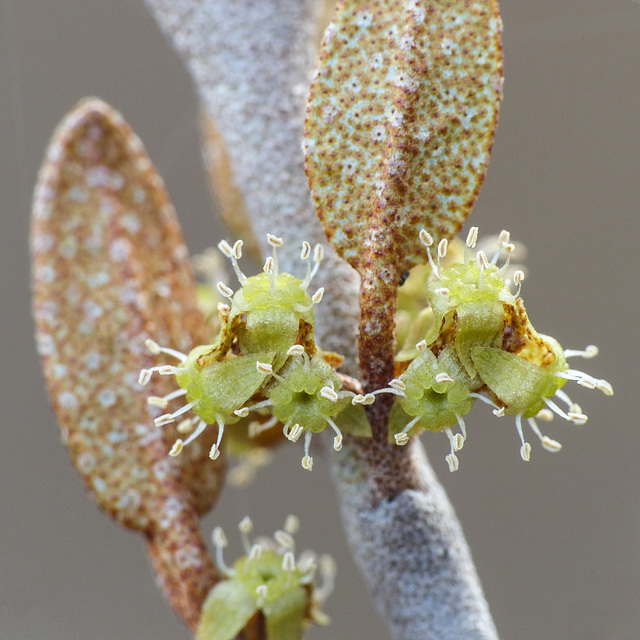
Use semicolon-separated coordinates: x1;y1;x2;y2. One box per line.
31;98;220;628
195;581;257;640
304;0;503;273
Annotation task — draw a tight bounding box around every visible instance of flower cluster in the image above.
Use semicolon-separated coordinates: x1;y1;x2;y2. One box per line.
196;516;334;640
379;227;613;471
140;235;371;470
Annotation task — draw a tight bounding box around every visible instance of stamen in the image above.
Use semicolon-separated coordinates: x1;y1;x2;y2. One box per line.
457;414;467;441
544;397;575;421
302;431;314;471
138;364;180;386
309;244;324;281
208;422;225;460
238;516;253;552
325;416;343;451
285;423;304;443
527;417;562;452
284;515;300;535
154;401;195;427
564;345;599;359
445;427;463;453
148;387;188;408
274;530;295;550
469;392;504;416
315;555;337;602
181;418;209;447
477;250;489;271
419;229;440;277
249;544;263;562
282;551;296;572
255;584;269;604
515;414;531;461
248;416;279;438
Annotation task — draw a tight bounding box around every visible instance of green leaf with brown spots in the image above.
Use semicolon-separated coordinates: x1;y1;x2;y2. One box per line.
31;98;221;629
304;0;503;275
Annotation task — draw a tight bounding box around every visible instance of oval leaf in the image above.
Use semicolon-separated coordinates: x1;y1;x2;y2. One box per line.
31;98;220;628
304;0;503;273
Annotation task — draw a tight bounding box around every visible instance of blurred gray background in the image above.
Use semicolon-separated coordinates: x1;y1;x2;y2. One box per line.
1;1;639;639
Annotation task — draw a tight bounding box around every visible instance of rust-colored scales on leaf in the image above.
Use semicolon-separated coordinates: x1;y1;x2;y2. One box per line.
31;98;222;629
304;0;503;274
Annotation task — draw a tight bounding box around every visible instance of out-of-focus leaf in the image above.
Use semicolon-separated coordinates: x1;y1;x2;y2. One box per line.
31;98;221;628
304;0;503;274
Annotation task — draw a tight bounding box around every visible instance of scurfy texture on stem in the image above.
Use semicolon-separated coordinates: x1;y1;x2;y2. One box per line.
25;1;620;640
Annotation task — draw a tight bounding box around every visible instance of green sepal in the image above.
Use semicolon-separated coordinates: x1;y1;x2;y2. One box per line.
195;581;257;640
471;346;564;417
179;351;275;425
454;300;504;377
333;403;372;437
262;585;308;640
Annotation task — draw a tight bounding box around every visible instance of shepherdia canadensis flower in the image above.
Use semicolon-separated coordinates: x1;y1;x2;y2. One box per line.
140;235;371;470
196;516;334;640
381;227;613;472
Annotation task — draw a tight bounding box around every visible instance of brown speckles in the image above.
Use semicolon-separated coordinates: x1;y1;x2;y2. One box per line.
31;98;222;629
305;0;503;272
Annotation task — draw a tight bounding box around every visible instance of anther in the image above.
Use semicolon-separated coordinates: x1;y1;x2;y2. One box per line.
312;288;325;304
437;238;448;259
435;372;454;384
395;433;410;446
568;411;588;425
267;234;283;247
477;250;489;270
536;409;554;422
213;526;228;548
145;338;162;355
286;424;304;442
282;551;296;572
256;361;274;375
493;407;505;417
234;407;250;417
320;386;338;402
147;396;169;408
333;434;343;451
389;379;406;392
155;414;176;427
287;345;305;357
209;444;221;460
513;270;525;286
466;227;479;248
434;287;450;296
302;455;313;471
542;436;562;452
274;530;295;550
284;515;300;535
217;240;233;257
256;584;269;601
313;244;324;264
352;394;375;405
249;544;263;561
169;439;184;456
597;379;614;396
263;256;274;273
416;340;428;352
446;453;459;472
232;240;243;259
216;281;234;298
520;442;532;461
177;418;194;433
301;241;311;260
498;230;510;246
419;229;434;247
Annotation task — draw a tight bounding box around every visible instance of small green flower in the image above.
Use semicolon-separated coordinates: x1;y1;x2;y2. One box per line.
139;235;371;469
196;516;334;640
